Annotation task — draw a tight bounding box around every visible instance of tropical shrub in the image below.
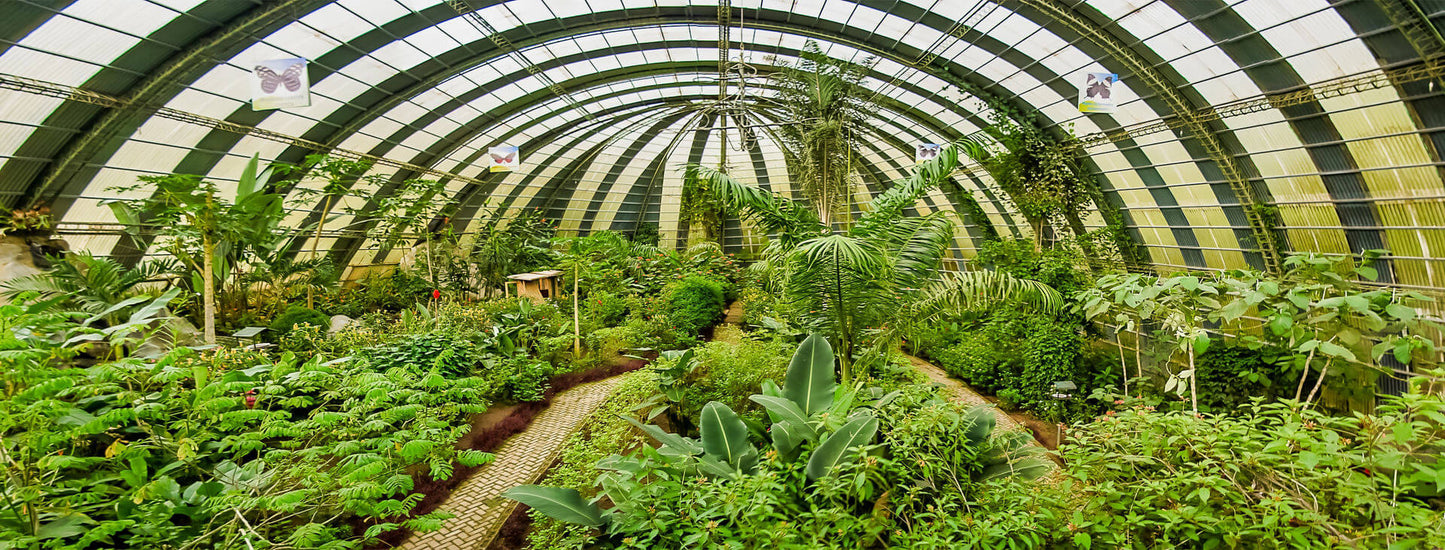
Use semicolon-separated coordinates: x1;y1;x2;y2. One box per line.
1194;342;1285;411
362;332;482;378
499;355;552;402
582;290;629;333
506;335;1049;548
266;304;328;341
1061;390;1445;548
663;275;725;336
0;306;495;549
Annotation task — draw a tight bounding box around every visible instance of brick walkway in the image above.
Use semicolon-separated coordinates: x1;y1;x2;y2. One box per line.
396;375;628;550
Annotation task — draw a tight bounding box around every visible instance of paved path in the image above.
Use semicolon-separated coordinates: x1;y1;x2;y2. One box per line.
903;353;1031;437
396;375;629;550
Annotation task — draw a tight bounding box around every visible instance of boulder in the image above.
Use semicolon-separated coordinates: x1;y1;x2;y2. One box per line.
328;314;355;335
134;310;203;357
0;235;42;285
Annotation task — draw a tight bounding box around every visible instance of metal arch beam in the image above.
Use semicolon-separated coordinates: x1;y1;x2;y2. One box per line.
31;3;1134;250
334;88;1000;266
1014;0;1285;273
252;14;1012;184
26;1;1154;264
398;72;1015;232
22;0;329;209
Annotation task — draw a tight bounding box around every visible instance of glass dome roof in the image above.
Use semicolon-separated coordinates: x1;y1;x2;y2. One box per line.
1;0;1442;299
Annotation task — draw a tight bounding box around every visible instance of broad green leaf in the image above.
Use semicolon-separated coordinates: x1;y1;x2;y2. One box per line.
784;333;836;416
699;401;752;466
621;416;702;456
1317;341;1356;362
1193;333;1210;356
748;395;817;440
1385;303;1416;322
805;414;878;480
1269;314;1293;336
502;486;606;527
770;421;807;462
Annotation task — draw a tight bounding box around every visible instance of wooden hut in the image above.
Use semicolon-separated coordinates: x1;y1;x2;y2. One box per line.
506;270;564;302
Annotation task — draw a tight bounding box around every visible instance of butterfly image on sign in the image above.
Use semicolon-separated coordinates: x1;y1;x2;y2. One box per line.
915;143;942;165
488;145;520;172
1078;72;1118;114
251;58;310;111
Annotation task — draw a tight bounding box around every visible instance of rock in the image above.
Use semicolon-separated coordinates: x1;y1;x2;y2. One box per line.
134;310;202;357
0;235;42;286
328;314;355;335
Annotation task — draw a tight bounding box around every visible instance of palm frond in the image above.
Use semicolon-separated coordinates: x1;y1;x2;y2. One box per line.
912;270;1064;318
683;164;824;245
880;213;957;290
853;135;988;234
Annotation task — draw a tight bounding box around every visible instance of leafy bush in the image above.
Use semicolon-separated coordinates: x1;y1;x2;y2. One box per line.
736;285;777;327
1019;317;1084;421
267;304;328;341
499;356;551;402
932;332;1012;394
1194;342;1284;411
585;325;647;361
582;290;629;333
663;275;725;336
362;332;482;378
0;310;495;550
508;335;1050;548
1061;391;1445;548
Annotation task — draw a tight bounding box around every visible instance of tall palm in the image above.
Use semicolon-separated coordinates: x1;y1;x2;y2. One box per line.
686;136;1062;382
771;41;874;227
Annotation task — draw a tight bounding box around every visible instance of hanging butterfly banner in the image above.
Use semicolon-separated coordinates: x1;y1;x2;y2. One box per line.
915;143;942;165
488;145;519;172
251;58;310;111
1078;72;1118;114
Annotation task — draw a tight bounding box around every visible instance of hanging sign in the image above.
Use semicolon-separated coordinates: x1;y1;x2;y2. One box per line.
488;145;520;172
250;58;310;111
915;143;942;165
1078;72;1118;114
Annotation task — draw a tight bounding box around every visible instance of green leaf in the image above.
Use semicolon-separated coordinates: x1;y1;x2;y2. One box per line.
1394;339;1414;364
805;414;879;480
1317;341;1356;362
770;421;807;462
622;416;702;455
748;395;818;439
1386;303;1416;322
699;402;752;467
1193;333;1210;356
502;486;606;527
784;333;837;416
1269;314;1294;336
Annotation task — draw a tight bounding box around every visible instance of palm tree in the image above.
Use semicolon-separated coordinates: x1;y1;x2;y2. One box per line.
771;41;874;228
2;252;178;324
685;136;1062;382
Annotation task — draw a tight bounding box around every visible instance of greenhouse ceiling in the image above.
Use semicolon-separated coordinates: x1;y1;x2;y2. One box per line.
1;0;1444;292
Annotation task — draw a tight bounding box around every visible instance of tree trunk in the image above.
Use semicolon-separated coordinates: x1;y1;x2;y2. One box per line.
1116;331;1130;396
1188;343;1199;415
1294;348;1317;401
573;262;581;357
1134;323;1144;399
203;234;217;345
308;195;332;309
1304;357;1335;408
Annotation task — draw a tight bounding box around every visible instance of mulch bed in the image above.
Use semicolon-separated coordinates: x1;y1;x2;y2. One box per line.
361;356;651;548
